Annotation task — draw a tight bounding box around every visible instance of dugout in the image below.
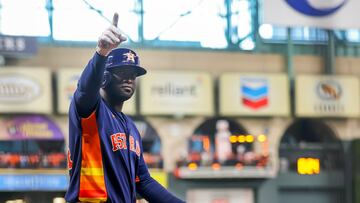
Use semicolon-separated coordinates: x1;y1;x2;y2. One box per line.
131;116;163;169
172;117;275;203
168;118;351;203
131;116;170;193
277;118;347;203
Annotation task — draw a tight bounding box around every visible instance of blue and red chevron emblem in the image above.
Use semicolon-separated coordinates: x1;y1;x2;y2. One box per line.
241;78;268;109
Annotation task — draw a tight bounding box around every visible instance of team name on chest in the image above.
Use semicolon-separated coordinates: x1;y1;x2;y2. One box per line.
110;133;140;156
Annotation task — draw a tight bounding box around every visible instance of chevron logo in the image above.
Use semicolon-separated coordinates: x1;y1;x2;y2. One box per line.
241;78;269;109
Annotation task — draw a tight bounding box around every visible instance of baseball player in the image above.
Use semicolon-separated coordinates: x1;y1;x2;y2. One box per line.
65;13;185;203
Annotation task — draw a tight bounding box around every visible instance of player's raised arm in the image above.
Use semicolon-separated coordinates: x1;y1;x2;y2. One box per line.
73;13;127;118
96;13;127;56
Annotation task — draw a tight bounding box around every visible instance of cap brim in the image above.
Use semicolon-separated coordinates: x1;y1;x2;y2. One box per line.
108;65;147;77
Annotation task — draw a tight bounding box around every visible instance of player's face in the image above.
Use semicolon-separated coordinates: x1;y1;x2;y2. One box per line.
106;67;137;102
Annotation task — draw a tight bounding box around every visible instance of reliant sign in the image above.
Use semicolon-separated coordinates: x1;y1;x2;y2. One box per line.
139;70;214;116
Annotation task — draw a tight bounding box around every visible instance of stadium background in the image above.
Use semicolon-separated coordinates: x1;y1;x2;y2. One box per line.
1;0;360;203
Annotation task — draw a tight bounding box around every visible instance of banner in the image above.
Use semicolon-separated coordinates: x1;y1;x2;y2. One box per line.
219;73;290;116
263;0;360;29
139;70;214;116
0;35;37;57
187;188;254;203
295;75;360;117
0;115;64;140
0;174;68;191
0;68;52;114
56;69;136;115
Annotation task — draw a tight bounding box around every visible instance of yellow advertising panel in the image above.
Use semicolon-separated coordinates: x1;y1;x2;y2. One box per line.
0;67;52;114
149;169;168;188
295;75;360;117
139;70;214;116
219;73;290;116
56;68;136;115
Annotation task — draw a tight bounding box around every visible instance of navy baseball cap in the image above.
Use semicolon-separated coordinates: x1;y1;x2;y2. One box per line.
105;48;147;77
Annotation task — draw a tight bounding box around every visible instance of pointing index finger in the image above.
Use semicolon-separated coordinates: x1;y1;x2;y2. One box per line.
112;13;119;27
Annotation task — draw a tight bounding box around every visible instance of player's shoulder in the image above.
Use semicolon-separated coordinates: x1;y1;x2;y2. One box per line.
122;114;140;132
99;98;116;112
69;97;105;122
122;113;135;125
122;113;132;120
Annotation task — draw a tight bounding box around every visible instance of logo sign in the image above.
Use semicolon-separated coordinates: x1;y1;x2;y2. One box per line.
65;75;79;101
295;75;360;117
56;69;81;114
0;35;37;57
316;80;342;100
220;73;290;116
314;80;345;113
263;0;360;29
151;82;198;99
241;78;268;110
0;74;41;103
140;71;214;116
0;68;51;114
286;0;347;17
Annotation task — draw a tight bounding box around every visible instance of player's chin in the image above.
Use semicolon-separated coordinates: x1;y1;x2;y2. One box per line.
117;86;134;95
117;91;134;102
124;88;134;97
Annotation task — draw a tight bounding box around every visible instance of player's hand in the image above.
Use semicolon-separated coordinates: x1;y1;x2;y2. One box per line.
96;13;127;56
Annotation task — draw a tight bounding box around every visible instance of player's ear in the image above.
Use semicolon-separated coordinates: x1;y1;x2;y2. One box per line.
102;71;112;88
